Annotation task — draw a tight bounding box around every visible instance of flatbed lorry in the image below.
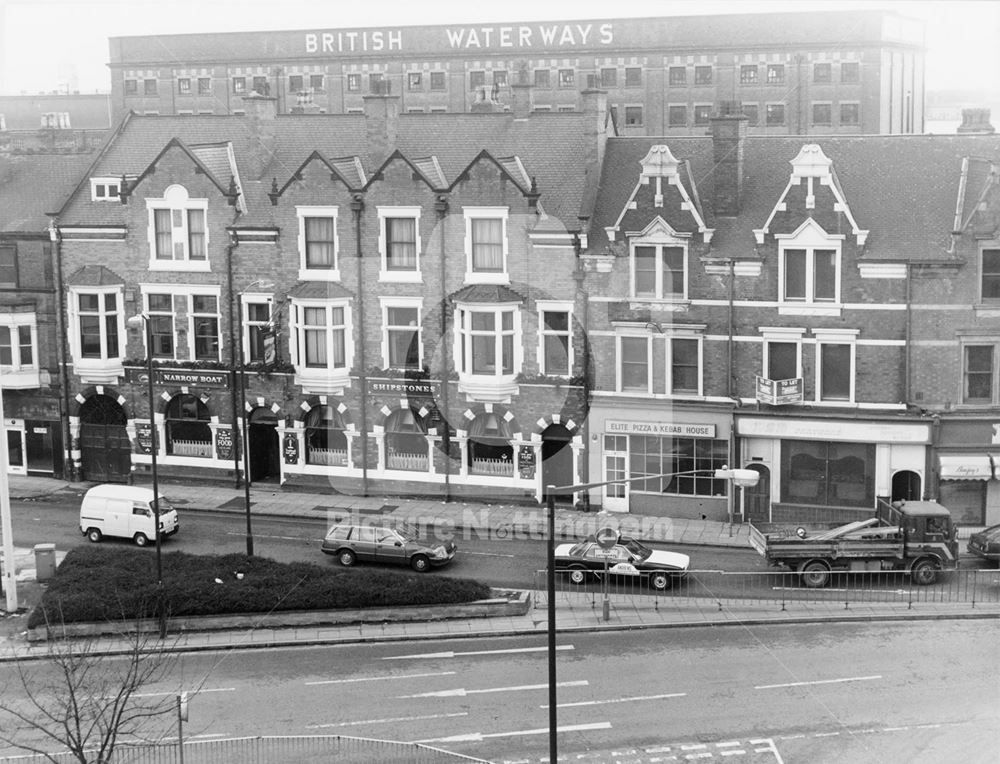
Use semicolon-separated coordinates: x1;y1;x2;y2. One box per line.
748;499;958;587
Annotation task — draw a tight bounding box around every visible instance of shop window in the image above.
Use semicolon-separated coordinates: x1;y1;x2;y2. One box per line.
305;405;348;466
468;412;513;477
938;481;986;525
147;185;208;269
765;103;785;126
178;78;191;95
232;77;246;94
383;303;421;370
782;246;837;303
840;102;860;125
625;67;641;87
558;69;575;88
668;105;687;127
408;72;422;91
632;243;686;299
766;64;785;85
165;394;212;458
963;345;996;403
385;407;428;472
198;77;211;94
693;104;712;125
539;308;571;376
346;73;361;92
534;69;550;88
190;294;219;361
668;67;686;86
629;435;729;496
430;71;446;90
296;206;340;280
817;342;853;402
0;244;17;288
742;103;759;126
740;65;758;85
617;336;649;392
841;62;859;83
146;293;175;359
766;341;799;380
600;68;617;88
694;66;712;85
669;337;700;395
781;440;874;508
624;106;643;126
76;291;120;361
812;103;832;125
814;62;831;83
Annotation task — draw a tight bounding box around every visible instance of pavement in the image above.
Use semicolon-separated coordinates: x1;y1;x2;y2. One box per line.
1;474;998;661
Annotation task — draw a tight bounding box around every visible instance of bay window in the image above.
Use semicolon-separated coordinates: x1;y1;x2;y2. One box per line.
77;292;120;360
454;302;522;399
291;298;353;393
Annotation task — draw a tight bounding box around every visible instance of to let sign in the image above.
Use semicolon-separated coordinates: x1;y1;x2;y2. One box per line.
756;376;804;406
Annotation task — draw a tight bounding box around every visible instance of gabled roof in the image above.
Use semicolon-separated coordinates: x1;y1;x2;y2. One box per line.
364;150;446;192
189;142;246;214
953;156;999;239
449;149;534;196
65;265;125;286
126;137;241;207
0;152;97;233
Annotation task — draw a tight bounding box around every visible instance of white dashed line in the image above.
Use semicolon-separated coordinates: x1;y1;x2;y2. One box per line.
755;674;881;690
305;671;455;685
307;711;467;729
544;692;686;708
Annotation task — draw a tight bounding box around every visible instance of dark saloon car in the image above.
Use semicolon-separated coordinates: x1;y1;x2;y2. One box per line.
554;535;690;591
967;524;1000;565
321;523;456;572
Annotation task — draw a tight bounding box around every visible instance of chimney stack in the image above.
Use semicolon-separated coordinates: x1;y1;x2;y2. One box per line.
510;62;532;119
363;80;400;167
581;85;608;177
710;101;748;216
240;93;278;177
957;107;995;134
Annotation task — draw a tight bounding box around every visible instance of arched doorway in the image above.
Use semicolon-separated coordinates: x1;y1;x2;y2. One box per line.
743;463;771;522
248;408;280;482
80;394;131;483
541;424;574;503
891;470;921;503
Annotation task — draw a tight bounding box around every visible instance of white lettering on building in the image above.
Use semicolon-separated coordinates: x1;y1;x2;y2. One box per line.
444;23;615;49
304;30;403;53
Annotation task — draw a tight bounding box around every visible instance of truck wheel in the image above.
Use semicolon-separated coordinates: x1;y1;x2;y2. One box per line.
910;558;938;586
798;560;831;588
134;533;149;547
86;528;102;543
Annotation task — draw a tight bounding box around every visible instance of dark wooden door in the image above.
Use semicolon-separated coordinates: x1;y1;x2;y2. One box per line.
79;395;130;483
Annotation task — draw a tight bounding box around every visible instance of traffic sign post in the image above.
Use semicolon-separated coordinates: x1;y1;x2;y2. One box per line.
595;527;618;622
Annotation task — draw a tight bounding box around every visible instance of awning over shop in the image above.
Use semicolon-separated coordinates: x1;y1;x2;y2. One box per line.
938;454;993;481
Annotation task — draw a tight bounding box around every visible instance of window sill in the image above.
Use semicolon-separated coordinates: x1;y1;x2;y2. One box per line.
74;358;125;384
973;304;1000;318
294;367;351;395
0;368;41;389
457;374;519;403
628;298;691;312
297;268;342;283
148;260;211;273
778;303;842;317
379;270;423;283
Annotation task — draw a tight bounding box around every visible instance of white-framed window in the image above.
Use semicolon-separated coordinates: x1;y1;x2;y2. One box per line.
536;301;573;377
380;297;422;370
190;294;220;361
378;206;421;282
764;338;802;380
454;303;522;400
145;292;176;360
68;287;124;380
243;295;274;363
464;207;509;284
814;331;857;403
290;298;354;393
140;287;222;362
617;334;651;393
90;177;121;202
962;342;999;404
668;336;702;396
631;240;687;300
979;247;1000;303
777;224;842;306
296;206;340;281
146;185;209;271
0;315;39;388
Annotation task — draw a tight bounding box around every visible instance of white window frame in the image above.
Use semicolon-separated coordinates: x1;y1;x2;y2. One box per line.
139;285;222;363
68;285;125;380
454;302;522;400
536;300;574;377
380;296;423;371
296;205;341;282
464;207;509;285
144;291;177;362
761;327;805;381
290;298;354;394
243;293;274;363
90;177;122;202
813;329;858;404
146;184;210;272
377;206;422;283
188;292;222;362
0;314;39;388
960;340;1000;405
630;236;689;301
623;104;644;127
776;223;843;312
616;334;652;393
666;334;703;397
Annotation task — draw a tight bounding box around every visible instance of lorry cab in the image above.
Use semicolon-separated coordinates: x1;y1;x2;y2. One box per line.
884;500;959;560
79;484;179;547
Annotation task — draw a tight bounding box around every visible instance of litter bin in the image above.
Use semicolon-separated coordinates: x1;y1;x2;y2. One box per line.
34;543;57;582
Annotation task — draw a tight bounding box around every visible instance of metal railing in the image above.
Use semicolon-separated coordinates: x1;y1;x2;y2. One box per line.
0;734;491;764
533;567;1000;611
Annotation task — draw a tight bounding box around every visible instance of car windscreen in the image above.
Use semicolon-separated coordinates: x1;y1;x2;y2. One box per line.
155;498;174;512
622;538;652;561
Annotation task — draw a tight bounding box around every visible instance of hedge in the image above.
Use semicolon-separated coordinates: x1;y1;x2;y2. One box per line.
28;547;492;629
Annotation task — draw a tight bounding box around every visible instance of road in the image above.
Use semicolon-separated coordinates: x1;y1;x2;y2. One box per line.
2;620;995;763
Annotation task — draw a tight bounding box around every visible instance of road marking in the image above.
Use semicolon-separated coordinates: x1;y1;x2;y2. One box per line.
720;750;746;757
755;674;881;690
400;680;588;698
460;550;517;558
307;711;468;729
305;671;455;685
542;691;686;708
226;531;312;542
130;687;235;698
415;721;611;744
384;645;575;660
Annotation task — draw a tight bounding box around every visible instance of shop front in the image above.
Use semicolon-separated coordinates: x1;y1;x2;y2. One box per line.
934;417;1000;526
1;392;64;478
587;403;734;519
736;414;932;523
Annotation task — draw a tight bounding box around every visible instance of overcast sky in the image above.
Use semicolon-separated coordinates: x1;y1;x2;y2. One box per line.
1;0;997;96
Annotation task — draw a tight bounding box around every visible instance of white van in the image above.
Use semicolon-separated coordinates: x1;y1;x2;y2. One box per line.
79;484;179;547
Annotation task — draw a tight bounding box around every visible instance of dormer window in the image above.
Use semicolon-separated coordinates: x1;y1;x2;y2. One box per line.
464;207;509;284
146;185;209;272
775;219;843;314
90;178;121;202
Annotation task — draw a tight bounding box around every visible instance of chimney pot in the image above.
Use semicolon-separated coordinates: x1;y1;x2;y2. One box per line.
957;107;995;134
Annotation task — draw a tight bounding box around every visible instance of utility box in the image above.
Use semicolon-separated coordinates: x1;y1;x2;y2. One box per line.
33;543;57;582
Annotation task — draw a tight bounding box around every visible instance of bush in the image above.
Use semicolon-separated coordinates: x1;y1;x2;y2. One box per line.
28;547;492;629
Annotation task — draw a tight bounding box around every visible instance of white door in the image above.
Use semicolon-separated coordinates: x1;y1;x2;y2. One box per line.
602;435;628;512
4;419;26;476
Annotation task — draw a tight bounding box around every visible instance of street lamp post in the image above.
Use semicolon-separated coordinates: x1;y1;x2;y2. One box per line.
0;383;18;612
544;466;760;763
127;313;165;637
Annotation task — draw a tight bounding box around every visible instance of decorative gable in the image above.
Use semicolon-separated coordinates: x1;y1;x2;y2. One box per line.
605;144;713;245
754;144;868;247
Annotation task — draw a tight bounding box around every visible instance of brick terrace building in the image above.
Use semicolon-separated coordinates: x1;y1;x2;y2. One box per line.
108;9;925;136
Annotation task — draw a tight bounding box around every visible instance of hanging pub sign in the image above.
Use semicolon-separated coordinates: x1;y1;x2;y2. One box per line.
136;422;155;454
518;445;536;480
262;329;277;367
216;427;234;461
283;433;299;465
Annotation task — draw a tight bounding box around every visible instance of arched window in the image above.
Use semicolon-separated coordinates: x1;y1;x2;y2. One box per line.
468;412;513;476
165;394;212;457
385;407;427;471
305;405;347;466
